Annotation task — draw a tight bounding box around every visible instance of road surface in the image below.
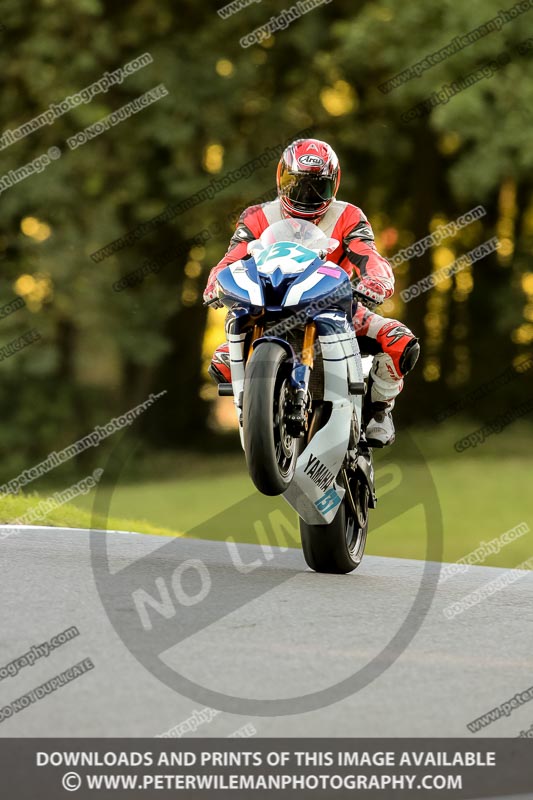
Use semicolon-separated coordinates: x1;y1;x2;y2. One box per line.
1;525;532;737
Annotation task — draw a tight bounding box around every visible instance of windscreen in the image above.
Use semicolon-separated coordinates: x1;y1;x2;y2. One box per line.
255;219;339;253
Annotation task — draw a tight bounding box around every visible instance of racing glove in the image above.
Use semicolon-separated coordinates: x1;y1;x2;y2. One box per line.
203;266;223;308
353;277;393;308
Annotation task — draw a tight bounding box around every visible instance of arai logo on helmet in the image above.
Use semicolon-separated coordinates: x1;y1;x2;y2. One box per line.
297;154;325;168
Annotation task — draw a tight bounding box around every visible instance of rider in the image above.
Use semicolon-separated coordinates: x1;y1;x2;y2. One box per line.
203;138;420;447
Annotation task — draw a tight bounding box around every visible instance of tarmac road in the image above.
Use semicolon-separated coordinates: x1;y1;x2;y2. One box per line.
1;525;532;738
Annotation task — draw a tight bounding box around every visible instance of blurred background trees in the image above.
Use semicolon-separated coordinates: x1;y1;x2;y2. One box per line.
0;0;532;480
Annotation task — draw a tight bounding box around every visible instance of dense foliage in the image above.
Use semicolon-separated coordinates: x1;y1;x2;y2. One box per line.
0;0;531;479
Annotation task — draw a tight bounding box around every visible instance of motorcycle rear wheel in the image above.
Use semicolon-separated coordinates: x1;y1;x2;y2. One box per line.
299;468;369;574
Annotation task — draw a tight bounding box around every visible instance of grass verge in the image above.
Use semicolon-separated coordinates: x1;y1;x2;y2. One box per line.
3;423;532;570
0;492;180;537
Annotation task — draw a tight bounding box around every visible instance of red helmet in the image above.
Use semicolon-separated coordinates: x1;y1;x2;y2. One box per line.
277;138;341;221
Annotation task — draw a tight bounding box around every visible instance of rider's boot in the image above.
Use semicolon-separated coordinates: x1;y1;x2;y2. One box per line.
365;353;403;448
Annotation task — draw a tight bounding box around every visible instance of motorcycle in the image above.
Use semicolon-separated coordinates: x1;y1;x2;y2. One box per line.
208;218;376;574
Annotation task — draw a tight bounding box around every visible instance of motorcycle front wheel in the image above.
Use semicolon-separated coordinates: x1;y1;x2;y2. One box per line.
242;342;298;496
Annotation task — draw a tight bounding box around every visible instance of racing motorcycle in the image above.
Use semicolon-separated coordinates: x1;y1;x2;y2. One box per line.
209;219;376;574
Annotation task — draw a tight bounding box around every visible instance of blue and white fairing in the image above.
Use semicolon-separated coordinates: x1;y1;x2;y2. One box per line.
216;220;353;316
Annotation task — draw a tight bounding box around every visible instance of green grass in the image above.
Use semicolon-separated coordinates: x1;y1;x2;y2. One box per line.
0;492;181;538
367;457;532;565
3;423;532;570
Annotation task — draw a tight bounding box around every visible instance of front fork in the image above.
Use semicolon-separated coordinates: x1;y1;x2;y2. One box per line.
284;323;315;437
225;311;258;437
225;310;315;439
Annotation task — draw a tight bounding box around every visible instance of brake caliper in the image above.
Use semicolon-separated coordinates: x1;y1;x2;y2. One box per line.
285;388;310;437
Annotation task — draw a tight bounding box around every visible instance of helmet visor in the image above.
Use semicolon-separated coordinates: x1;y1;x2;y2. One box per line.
279;169;336;210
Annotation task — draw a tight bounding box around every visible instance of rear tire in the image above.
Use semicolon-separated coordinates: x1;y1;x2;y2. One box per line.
299;469;369;574
243;342;298;496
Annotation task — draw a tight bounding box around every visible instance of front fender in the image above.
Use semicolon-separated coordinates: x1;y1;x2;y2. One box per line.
251;336;295;360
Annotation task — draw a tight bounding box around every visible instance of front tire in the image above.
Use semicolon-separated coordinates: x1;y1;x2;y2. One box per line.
242;342;298;496
299;469;369;574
